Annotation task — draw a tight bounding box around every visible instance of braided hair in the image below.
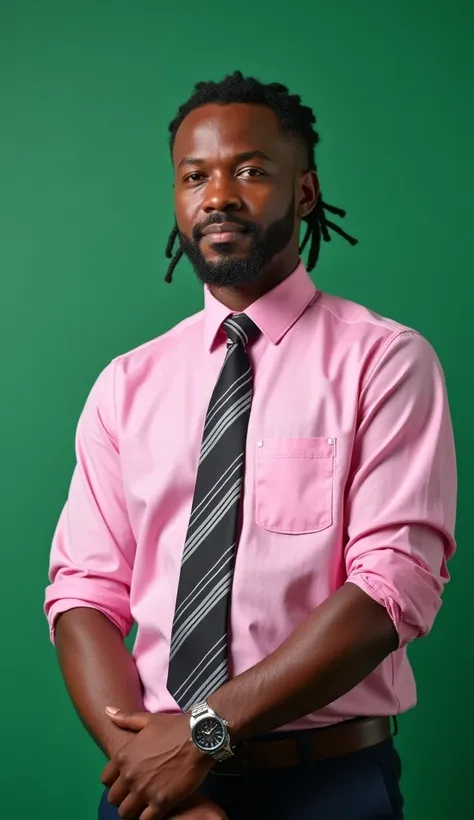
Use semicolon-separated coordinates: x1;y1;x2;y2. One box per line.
165;71;358;283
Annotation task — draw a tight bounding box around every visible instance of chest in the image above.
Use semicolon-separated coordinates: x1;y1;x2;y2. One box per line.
118;338;359;541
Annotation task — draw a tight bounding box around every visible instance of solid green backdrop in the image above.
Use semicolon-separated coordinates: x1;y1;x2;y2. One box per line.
1;1;472;817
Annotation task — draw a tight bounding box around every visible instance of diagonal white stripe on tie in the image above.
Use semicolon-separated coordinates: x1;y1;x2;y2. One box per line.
167;314;260;706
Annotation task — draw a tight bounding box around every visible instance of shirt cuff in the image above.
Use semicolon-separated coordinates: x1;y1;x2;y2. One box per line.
46;599;133;644
45;579;133;644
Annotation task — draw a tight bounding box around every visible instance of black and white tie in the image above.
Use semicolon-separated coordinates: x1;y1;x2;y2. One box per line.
167;313;260;711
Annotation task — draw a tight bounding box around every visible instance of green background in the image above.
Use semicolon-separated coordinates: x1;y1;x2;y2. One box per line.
1;1;472;817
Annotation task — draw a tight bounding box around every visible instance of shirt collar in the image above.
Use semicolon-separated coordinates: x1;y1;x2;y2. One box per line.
203;260;318;350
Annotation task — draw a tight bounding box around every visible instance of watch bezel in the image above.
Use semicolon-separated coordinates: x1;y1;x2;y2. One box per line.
191;714;227;753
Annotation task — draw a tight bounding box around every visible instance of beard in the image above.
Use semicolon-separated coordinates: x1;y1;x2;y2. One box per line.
178;197;296;287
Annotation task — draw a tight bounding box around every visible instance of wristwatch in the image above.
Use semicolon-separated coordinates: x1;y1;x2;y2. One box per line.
189;701;234;762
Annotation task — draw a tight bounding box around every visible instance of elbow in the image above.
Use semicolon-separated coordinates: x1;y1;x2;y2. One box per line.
346;566;444;650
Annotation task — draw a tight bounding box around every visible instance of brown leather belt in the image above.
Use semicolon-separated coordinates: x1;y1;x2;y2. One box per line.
212;716;396;776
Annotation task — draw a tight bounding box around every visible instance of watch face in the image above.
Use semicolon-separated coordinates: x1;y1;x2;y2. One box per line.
193;717;226;752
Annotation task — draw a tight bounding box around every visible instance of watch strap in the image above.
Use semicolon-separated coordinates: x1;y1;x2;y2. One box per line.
213;746;234;762
190;700;209;717
189;700;234;761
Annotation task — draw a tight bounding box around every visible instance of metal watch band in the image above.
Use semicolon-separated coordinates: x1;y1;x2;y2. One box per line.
213;746;234;762
190;701;209;717
189;700;234;761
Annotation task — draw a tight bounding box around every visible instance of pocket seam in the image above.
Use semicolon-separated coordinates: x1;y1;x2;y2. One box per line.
255;519;334;535
255;437;335;535
258;454;331;460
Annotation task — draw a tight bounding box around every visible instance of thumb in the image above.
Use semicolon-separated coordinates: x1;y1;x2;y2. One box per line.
105;707;150;731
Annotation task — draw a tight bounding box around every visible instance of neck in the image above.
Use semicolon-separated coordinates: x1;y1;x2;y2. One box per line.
207;257;299;312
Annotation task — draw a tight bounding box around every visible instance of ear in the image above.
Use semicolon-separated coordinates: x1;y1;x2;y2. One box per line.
298;171;319;219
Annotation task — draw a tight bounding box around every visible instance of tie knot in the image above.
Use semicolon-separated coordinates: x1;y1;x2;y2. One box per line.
223;314;260;348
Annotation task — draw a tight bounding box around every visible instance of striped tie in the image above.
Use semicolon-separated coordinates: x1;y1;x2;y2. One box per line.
167;314;260;711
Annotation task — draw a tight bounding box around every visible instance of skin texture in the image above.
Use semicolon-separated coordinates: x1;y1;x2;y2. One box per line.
173;102;319;309
55;609;223;818
55;608;145;760
56;103;398;819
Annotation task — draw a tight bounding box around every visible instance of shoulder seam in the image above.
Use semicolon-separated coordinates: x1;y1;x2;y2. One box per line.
314;298;407;334
361;329;419;392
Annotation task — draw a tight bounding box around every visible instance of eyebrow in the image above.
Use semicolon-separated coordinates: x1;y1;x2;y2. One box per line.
177;150;275;170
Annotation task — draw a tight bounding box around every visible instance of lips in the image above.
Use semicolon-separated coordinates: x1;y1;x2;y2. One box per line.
201;222;247;236
200;222;249;245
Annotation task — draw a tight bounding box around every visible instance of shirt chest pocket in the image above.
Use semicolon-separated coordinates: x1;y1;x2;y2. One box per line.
255;437;335;534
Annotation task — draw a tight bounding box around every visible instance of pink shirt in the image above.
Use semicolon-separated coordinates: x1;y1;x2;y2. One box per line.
45;262;456;729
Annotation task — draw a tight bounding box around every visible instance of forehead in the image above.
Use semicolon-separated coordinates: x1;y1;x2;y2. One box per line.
172;103;295;165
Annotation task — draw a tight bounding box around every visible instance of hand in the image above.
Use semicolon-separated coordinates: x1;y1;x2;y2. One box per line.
101;708;214;820
168;793;228;819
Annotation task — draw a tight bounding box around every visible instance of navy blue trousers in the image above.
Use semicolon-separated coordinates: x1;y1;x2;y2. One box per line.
99;738;403;819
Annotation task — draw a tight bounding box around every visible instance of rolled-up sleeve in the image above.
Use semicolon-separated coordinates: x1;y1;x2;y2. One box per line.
345;330;457;648
44;359;135;642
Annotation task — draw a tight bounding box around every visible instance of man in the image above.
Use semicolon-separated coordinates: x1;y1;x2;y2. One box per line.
45;72;456;820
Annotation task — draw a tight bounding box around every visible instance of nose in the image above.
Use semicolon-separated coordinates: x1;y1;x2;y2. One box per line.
202;173;242;214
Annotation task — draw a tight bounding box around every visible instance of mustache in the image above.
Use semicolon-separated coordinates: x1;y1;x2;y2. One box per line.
192;214;258;242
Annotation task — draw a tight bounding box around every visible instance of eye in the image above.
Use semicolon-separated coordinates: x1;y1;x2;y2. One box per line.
238;167;267;178
183;172;206;184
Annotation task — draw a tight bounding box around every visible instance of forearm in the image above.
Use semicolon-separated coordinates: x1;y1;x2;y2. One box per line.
209;583;399;743
55;607;144;758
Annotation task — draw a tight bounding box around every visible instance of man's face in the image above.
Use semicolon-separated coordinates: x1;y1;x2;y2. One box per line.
172;103;311;287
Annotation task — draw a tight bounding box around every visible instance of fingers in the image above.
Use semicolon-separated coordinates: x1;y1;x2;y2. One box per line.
106;775;130;809
101;760;120;788
163;793;229;819
107;778;163;820
105;708;150;732
139;805;161;820
115;791;149;820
